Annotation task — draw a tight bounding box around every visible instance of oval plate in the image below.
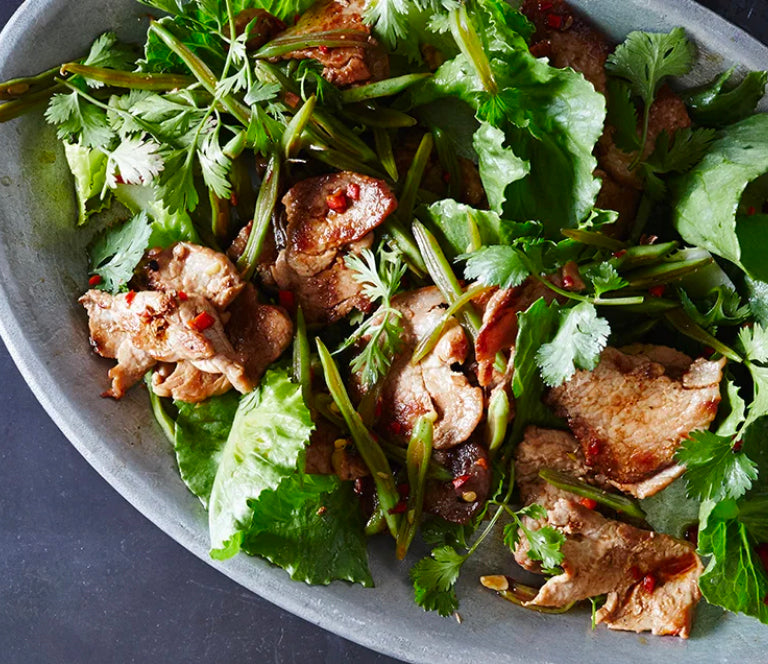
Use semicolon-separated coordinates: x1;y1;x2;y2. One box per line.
0;1;766;662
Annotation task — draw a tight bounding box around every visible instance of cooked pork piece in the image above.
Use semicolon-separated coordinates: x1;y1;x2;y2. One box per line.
151;361;232;402
547;346;724;484
527;498;702;637
268;172;397;324
80;290;250;399
424;439;492;524
141;242;245;310
355;287;484;450
474;279;556;386
275;0;389;87
230;8;286;51
513;427;702;637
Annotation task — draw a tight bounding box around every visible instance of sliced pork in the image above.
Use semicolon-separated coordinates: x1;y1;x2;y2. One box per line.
547;345;724;484
140;242;245;310
269;171;398;324
358;287;484;450
275;0;389;87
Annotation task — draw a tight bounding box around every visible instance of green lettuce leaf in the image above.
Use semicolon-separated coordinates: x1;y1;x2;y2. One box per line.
208;368;315;557
242;474;373;586
686;68;768;128
421;199;503;258
174;392;241;508
472;121;529;213
63;142;111;226
674;114;768;281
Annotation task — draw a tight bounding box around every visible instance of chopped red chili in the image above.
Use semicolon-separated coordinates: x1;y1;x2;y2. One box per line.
452;474;472;489
648;284;666;298
188;311;215;332
587;440;601;459
475;457;488;470
389;500;408;515
125;290;136;305
177;290;189;302
733;438;744;453
539;1;554;10
579;497;597;510
88;274;102;287
442;171;451;183
642;574;657;593
326;190;348;213
230;192;239;207
318;45;330;55
346;182;360;200
546;13;564;29
387;420;404;435
278;290;295;311
562;274;575;289
612;249;628;259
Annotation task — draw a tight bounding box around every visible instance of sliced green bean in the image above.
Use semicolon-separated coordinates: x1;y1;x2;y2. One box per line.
0;65;59;100
209;191;231;241
664;308;742;363
343;104;418;128
625;255;712;289
561;228;626;251
398;133;434;223
255;29;369;59
374;128;399;181
316;339;401;538
60;63;194;90
538;468;647;520
449;5;497;94
379;440;452;482
307;144;387;179
396;416;434;560
282;94;316;158
0;83;64;122
432;126;462;200
292;307;312;407
616;241;678;269
237;151;281;281
341;73;432;104
485;388;510;456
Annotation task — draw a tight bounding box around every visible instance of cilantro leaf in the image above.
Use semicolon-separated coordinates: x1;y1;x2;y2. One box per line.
45;92;114;149
197;124;232;199
677;430;758;502
88;211;153;292
460;245;528;289
208;368;315;557
606;28;695;111
679;285;751;332
80;32;135;86
105;136;165;188
153;147;199;213
583;263;627;298
410;545;467;617
242;474;373;587
698;498;768;625
686;68;768;128
472;121;529;214
605;78;640;153
173;392;241;509
739;323;768;364
502;504;564;575
536;302;610;387
244;81;281;106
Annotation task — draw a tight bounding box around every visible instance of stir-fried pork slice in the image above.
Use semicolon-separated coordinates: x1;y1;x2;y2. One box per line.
275;0;389;87
356;287;484;450
513;427;702;637
151;361;232;402
528;498;702;637
141;242;245;310
547;346;724;484
80;290;250;398
474;279;556;386
269;172;397;324
424;439;492;524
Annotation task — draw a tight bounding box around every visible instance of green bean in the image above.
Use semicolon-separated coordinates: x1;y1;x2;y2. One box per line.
0;83;64;122
382;218;427;277
398;133;434;223
396;416;434;560
282;94;316;158
560;228;626;251
237;151;281;281
374;128;399;181
222;129;247;159
432;126;462;200
292;307;312;407
341;73;432;104
343;104;418;128
209;191;231;241
0;65;59;100
538;469;647;520
625;255;712;289
449;5;497;94
485;388;510;456
664;308;742;363
255;29;369;59
615;241;678;269
379;439;452;482
60;63;194;90
316;339;401;538
307;144;388;179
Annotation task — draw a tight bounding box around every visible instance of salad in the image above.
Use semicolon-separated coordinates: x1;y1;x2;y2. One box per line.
2;0;768;639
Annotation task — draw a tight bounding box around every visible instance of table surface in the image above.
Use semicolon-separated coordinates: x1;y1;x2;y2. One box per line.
0;1;766;663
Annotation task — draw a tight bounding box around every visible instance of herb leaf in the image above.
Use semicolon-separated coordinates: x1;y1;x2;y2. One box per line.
410;545;467;617
88;211;153;292
460;245;529;290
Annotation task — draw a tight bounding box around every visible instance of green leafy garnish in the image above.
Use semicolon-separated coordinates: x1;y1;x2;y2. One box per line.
410;544;467;617
88;210;153;292
502;504;565;575
686;68;768;128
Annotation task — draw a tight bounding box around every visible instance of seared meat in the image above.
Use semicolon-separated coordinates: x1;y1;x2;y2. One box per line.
151;361;232;402
275;0;389;87
361;287;484;450
521;0;611;94
513;427;702;637
80;290;251;399
230;9;286;51
547;345;724;484
528;498;703;638
424;439;492;524
141;242;245;310
474;279;556;386
269;172;397;324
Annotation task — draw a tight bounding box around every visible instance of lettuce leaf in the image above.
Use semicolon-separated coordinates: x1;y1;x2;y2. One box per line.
63;141;111;226
208;368;315;556
685;68;768;128
473;121;529;214
421;199;503;258
242;474;374;586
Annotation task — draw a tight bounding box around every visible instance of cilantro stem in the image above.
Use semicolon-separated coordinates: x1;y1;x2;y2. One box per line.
341;73;432;104
149;21;251;127
254;29;370;59
59;63;194;90
237;150;281;281
0;65;59;100
465;464;517;558
664;308;742;362
398;133;434;223
448;5;497;95
413;220;482;337
538;469;647;520
396;416;434;560
316;339;401;538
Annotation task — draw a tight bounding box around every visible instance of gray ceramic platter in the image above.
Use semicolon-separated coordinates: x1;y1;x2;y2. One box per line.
0;1;767;662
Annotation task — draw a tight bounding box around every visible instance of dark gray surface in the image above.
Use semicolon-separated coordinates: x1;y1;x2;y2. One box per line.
0;2;765;664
